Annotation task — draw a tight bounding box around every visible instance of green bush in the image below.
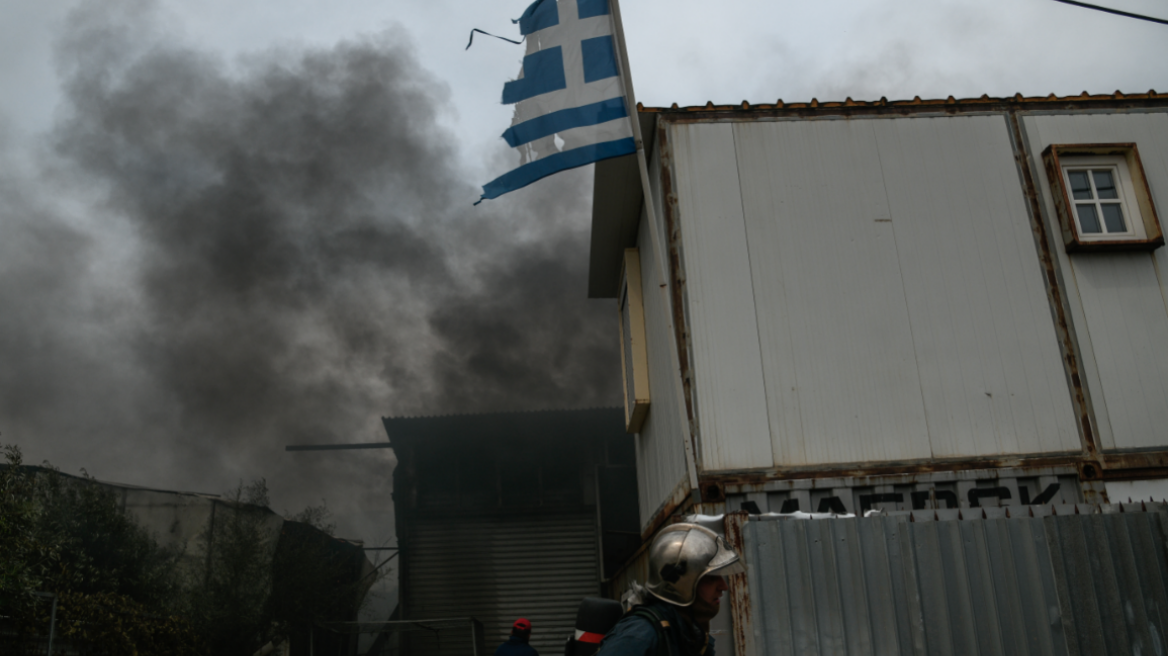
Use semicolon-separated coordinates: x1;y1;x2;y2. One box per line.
1;444;374;656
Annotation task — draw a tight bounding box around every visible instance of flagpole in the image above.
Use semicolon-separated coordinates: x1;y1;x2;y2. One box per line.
607;0;701;503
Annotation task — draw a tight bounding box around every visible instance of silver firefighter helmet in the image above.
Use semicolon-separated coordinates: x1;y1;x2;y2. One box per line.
644;523;744;606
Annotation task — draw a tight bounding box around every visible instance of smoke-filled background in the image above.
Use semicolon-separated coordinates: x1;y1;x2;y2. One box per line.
2;0;1165;619
2;2;622;619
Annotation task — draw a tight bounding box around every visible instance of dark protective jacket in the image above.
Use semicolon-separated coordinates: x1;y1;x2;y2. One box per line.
594;602;714;656
496;634;541;656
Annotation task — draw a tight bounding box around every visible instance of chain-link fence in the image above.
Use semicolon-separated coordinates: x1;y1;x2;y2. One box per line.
0;592;60;656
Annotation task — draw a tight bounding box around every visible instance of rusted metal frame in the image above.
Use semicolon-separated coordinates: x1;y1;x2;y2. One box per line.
1042;142;1166;252
699;451;1089;490
643;96;1168;123
1025;106;1168;117
1006;110;1103;477
722;511;754;656
656;115;703;498
1101;450;1168;480
1103;467;1168;482
639;477;695;541
665;107;1007;125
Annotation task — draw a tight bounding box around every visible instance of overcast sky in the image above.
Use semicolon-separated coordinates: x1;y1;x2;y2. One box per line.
0;0;1165;611
4;0;1166;173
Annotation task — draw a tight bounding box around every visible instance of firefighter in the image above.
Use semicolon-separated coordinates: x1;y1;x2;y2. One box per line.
596;524;742;656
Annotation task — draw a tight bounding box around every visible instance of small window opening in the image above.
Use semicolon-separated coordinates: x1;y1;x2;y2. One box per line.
1066;167;1129;235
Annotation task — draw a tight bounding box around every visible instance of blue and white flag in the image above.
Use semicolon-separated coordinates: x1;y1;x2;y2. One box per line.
478;0;636;203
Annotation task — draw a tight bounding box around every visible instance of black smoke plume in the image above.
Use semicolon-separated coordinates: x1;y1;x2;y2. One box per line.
1;0;619;549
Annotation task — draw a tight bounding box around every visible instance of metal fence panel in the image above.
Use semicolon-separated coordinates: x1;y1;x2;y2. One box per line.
740;506;1168;656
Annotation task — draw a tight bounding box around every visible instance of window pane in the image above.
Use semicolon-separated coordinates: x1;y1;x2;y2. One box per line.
1076;204;1101;233
1068;171;1093;200
1102;203;1127;233
1092;170;1119;199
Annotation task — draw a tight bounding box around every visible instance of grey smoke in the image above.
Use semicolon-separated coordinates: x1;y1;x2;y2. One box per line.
1;0;619;548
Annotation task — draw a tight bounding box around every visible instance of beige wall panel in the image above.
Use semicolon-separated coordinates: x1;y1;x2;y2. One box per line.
872;115;1080;457
732;120;930;466
670;122;773;471
1025;111;1168;450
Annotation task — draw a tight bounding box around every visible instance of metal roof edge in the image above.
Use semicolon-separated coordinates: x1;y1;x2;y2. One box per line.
641;89;1167;114
8;463;225;499
380;406;625;442
381;406;623;421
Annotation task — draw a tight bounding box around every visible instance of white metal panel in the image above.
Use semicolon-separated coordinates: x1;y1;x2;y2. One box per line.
1069;254;1168;449
732;119;930;466
635;197;690;529
670;122;773;471
404;513;598;656
1024;112;1168;450
871;115;1080;457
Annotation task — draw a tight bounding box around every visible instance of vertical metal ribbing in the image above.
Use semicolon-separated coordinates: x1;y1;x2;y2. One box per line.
742;509;1168;656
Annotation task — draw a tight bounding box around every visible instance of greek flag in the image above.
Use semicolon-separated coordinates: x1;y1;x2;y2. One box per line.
478;0;636;203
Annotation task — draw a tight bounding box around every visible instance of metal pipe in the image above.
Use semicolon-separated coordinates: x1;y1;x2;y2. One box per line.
285;443;392;452
33;593;57;656
47;594;57;656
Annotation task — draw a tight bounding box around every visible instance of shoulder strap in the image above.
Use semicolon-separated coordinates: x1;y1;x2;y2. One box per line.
628;607;675;656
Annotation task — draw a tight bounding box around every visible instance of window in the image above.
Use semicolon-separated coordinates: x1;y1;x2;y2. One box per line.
1064;160;1140;239
618;248;650;433
1043;143;1163;252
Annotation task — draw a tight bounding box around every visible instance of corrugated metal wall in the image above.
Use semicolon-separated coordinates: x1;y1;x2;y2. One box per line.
670;121;773;472
738;506;1168;656
731;117;929;466
403;513;599;656
666;115;1080;471
1023;111;1168;451
634;141;691;530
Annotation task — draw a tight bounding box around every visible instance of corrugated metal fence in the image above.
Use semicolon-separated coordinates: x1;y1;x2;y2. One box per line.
737;504;1168;656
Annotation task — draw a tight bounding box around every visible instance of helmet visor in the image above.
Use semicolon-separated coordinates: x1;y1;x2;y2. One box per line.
708;558;746;577
702;535;744;578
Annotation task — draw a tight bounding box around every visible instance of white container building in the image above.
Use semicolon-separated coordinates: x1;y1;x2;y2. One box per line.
588;91;1168;556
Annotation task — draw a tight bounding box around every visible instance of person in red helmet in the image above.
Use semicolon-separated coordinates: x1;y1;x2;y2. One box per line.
496;618;540;656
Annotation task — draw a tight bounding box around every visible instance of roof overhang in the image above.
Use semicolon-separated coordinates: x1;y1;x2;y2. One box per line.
588;110;657;298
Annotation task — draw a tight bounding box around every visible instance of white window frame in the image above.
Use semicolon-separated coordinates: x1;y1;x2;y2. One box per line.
1060;155;1146;242
1043;143;1164;253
